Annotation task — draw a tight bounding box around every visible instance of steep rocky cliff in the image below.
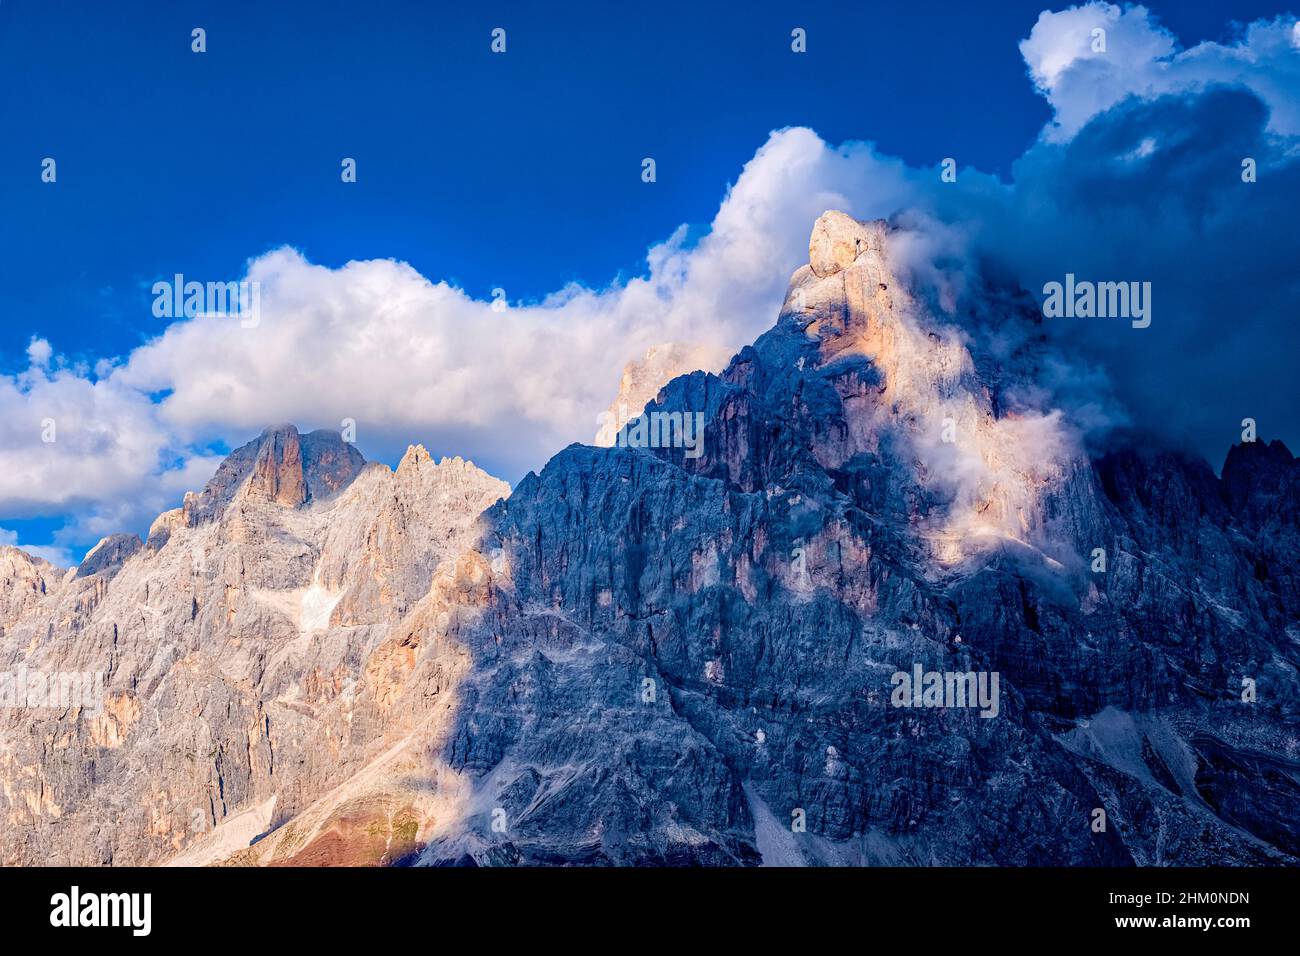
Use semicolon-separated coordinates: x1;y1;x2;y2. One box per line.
1;213;1295;867
421;212;1299;865
0;426;509;866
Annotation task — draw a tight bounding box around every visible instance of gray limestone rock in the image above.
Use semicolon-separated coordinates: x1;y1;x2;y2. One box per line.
1;213;1295;868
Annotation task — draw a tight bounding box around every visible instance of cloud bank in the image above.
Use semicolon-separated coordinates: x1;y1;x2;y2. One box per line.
3;2;1298;560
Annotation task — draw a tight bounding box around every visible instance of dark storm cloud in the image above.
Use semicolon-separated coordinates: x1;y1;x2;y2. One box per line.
980;85;1300;467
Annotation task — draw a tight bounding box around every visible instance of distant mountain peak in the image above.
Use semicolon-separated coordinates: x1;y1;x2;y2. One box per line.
74;532;142;580
397;443;432;472
211;424;365;513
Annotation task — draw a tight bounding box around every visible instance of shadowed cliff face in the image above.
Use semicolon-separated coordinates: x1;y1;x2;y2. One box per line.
421;212;1299;866
1;213;1296;867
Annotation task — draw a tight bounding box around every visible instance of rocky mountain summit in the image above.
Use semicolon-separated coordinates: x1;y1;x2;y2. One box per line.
1;212;1296;866
0;425;509;865
419;211;1299;865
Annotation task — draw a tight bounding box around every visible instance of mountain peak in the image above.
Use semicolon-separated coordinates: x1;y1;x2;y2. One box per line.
1221;437;1297;524
593;342;731;447
3;211;1297;870
247;424;308;506
808;210;888;278
260;422;300;439
397;443;432;473
74;532;143;579
162;424;367;534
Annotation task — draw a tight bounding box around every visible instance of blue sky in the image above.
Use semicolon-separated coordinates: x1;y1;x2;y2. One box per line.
1;0;1281;360
1;0;1297;562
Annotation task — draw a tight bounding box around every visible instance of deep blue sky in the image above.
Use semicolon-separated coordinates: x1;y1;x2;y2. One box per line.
0;0;1284;371
0;0;1292;558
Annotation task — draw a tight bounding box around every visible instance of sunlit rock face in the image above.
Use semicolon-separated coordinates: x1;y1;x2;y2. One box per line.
423;212;1299;866
0;547;67;637
0;425;508;866
1;213;1296;867
784;212;1097;570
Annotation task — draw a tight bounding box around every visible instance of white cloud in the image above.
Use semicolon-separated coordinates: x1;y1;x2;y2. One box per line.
3;129;921;546
1020;2;1300;140
0;353;223;546
26;337;53;368
112;129;921;479
3;4;1297;551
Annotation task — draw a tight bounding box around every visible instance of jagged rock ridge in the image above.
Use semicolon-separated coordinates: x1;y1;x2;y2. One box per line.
420;211;1299;865
0;425;508;865
1;212;1296;867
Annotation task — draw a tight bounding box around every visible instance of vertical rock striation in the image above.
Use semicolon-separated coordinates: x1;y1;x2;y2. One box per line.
420;212;1299;865
0;425;507;866
1;213;1295;867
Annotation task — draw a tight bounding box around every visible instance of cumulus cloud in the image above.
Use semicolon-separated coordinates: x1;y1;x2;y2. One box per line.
0;348;210;522
25;337;53;368
111;130;922;480
1;131;920;550
985;86;1300;457
0;336;229;550
1020;3;1300;140
3;2;1298;558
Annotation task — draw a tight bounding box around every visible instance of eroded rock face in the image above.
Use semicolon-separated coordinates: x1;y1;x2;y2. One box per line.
1;212;1295;868
75;533;142;580
418;212;1299;866
0;547;66;636
808;209;886;278
247;424;308;506
0;425;507;866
